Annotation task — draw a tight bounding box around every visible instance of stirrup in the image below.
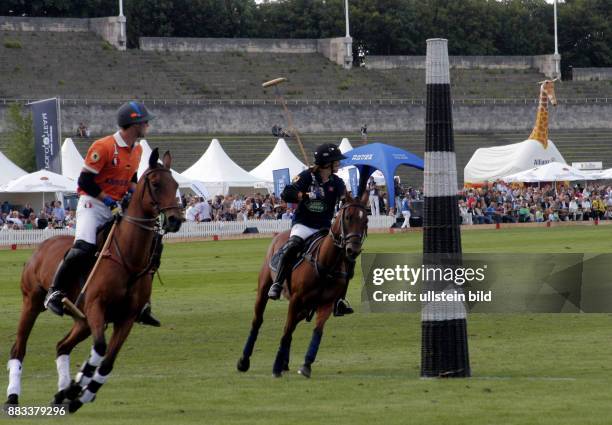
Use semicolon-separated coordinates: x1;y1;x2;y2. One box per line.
137;304;161;327
44;290;65;316
268;282;283;300
334;298;354;317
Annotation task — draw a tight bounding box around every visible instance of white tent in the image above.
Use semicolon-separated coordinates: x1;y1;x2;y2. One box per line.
464;139;566;184
249;138;306;183
503;162;590;182
0;169;76;211
181;139;262;195
0;151;27;186
137;140;209;199
61;138;84;181
337;138;385;187
592;168;612;180
1;169;77;193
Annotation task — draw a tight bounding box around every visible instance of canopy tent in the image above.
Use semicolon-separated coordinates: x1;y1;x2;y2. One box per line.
337;138;385;186
61;138;84;181
503;162;592;183
182;139;262;195
0;169;76;211
464;139;566;185
591;168;612;180
249;138;307;183
340;143;424;208
0;151;27;186
137;140;209;199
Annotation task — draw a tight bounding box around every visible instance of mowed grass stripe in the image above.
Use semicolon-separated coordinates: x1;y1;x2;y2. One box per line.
1;226;611;424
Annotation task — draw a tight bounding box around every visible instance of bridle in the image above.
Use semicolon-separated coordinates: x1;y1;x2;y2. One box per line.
329;202;368;261
122;167;181;233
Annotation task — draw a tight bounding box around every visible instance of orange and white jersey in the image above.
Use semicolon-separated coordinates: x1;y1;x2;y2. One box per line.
79;132;142;201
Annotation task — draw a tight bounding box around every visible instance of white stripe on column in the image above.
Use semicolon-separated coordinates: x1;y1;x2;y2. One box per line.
426;38;450;85
424;151;459;197
421;289;467;321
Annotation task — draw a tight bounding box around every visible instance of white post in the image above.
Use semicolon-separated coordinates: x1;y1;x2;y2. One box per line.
552;0;561;79
117;0;126;50
344;0;350;38
343;0;353;69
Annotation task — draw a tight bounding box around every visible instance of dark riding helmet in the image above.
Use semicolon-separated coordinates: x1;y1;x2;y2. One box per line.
313;143;346;166
117;101;155;128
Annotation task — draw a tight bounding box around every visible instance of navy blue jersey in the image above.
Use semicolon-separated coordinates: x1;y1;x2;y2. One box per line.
281;169;346;229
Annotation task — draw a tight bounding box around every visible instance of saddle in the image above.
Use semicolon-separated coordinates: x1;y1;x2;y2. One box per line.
269;229;328;274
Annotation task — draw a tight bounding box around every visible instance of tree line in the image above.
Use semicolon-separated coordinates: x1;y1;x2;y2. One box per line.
2;0;611;72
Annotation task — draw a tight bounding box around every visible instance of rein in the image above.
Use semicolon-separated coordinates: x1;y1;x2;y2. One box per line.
305;202;368;282
106;166;179;279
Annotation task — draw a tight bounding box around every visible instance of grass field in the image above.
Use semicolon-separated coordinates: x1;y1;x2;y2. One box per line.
1;226;612;424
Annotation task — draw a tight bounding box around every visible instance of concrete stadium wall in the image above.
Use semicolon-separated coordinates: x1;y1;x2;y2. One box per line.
140;36;351;67
1;102;610;135
140;37;318;54
573;68;612;81
0;16;126;50
366;54;557;77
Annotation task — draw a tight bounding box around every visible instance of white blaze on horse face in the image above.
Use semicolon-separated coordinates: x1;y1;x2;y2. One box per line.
359;210;363;219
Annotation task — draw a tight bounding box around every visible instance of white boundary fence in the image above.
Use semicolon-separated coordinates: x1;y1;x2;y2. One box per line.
0;216;395;247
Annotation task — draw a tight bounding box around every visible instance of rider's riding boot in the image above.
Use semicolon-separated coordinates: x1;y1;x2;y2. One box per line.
137;302;161;327
334;298;354;316
268;235;305;300
44;240;97;316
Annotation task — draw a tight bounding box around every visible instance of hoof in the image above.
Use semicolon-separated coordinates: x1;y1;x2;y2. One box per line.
51;389;66;405
64;381;82;401
68;399;83;414
236;356;250;372
282;361;290;372
297;364;312;378
272;370;283;378
5;394;18;405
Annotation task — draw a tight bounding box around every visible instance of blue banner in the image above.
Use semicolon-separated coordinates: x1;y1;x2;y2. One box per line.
272;168;290;197
30;98;62;173
348;167;359;195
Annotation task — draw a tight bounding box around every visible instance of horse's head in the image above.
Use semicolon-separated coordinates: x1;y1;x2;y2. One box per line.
540;79;558;106
136;148;183;233
331;192;369;263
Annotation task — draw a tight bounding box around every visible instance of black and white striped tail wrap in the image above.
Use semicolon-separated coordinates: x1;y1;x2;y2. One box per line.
421;38;470;378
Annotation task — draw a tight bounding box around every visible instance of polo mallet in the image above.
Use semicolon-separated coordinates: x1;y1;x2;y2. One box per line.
262;77;310;166
61;221;118;320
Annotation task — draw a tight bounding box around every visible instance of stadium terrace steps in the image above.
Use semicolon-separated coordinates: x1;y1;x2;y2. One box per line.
4;30;612;100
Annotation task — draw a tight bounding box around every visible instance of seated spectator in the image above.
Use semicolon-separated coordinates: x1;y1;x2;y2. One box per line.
518;204;531;222
535;207;544;222
1;201;11;215
6;211;23;229
281;207;294;221
76;122;89;138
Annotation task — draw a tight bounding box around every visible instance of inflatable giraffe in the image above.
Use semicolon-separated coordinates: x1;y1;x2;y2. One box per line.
528;79;558;148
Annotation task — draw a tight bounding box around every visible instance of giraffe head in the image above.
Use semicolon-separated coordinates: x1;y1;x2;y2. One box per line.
539;79;558;106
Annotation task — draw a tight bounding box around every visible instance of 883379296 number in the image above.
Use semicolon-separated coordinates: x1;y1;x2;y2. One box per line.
3;405;67;417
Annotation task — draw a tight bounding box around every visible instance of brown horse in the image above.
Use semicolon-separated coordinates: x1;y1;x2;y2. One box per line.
237;192;369;378
5;149;182;413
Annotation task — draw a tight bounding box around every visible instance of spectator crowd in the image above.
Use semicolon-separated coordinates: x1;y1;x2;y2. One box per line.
1;180;611;231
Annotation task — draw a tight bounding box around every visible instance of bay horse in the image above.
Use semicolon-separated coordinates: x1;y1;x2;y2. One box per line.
237;191;369;378
4;149;182;413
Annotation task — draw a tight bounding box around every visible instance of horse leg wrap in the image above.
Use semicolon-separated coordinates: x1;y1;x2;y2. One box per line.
305;328;323;366
242;329;259;358
273;337;292;375
79;370;109;404
56;355;71;391
6;359;22;397
75;347;103;387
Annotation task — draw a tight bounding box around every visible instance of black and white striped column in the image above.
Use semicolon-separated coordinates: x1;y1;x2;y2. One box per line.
421;38;470;378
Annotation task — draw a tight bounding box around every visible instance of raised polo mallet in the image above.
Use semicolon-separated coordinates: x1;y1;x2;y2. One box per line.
262;77;309;166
